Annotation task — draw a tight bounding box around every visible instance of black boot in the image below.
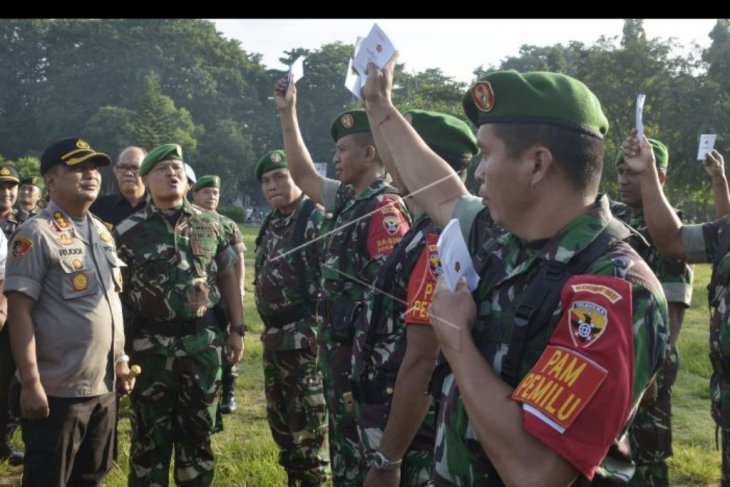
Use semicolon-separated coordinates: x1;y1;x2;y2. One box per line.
220;383;237;414
0;417;23;466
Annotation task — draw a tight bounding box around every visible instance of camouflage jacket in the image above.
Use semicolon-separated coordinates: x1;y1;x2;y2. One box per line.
220;213;246;255
321;177;410;303
610;200;693;306
115;198;238;339
435;195;669;486
255;195;323;351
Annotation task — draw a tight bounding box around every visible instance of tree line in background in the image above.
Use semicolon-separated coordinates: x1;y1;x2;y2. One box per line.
1;18;729;220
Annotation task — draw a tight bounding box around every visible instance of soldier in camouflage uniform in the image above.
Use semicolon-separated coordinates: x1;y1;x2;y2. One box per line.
274;77;411;486
115;144;245;487
622;142;730;486
355;110;482;487
0;164;24;465
364;64;669;485
254;150;330;486
191;174;247;415
611;138;693;487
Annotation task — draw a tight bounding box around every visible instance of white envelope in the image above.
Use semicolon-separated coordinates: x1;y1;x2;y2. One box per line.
436;219;480;292
697;134;717;161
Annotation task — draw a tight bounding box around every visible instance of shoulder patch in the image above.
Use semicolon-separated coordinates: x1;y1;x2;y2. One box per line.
512;345;608;432
11;236;32;258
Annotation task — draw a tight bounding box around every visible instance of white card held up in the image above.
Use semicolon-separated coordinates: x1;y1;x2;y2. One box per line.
286;56;305;101
352;23;396;80
635;94;646;141
436;219;480;292
698;134;717;161
344;58;362;100
288;56;305;84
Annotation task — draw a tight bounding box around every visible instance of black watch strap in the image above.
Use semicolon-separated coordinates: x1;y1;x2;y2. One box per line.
230;324;247;336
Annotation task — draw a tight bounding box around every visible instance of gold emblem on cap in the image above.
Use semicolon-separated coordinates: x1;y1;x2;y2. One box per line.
270;152;281;163
72;258;83;270
341;114;354;128
0;168;9;176
76;139;90;150
471;82;495;113
71;271;89;291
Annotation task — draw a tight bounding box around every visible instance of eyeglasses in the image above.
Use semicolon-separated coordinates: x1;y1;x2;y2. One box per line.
116;164;140;174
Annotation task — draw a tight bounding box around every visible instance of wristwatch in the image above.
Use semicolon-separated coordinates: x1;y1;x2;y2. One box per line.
230;324;247;336
370;450;402;471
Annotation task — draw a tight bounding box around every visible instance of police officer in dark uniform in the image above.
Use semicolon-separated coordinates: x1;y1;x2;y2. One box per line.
15;176;44;222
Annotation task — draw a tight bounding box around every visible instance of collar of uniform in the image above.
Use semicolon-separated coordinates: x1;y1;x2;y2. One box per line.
143;197;197;220
272;194;307;227
355;177;389;201
44;200;84;240
528;193;612;264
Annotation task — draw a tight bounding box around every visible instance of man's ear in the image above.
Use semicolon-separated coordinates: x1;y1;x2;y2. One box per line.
529;146;554;187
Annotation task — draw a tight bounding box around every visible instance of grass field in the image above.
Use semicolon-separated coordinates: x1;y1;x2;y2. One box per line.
0;225;723;486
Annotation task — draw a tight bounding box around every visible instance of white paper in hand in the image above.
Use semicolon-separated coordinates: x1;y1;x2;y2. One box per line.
286;56;305;101
352;23;396;81
436;219;480;292
344;58;362;100
698;134;717;161
636;93;646;141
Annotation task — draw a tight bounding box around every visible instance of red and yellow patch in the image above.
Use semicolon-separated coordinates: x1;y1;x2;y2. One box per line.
570;283;622;304
381;206;402;236
71;271;89;291
569;301;608;349
11;236;32;258
471;81;495;113
428;243;442;279
53;211;69;229
512;345;607;432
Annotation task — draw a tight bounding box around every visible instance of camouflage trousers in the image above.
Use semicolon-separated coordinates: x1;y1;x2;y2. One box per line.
319;329;365;486
357;402;434;486
264;345;330;486
629;345;679;487
128;330;223;487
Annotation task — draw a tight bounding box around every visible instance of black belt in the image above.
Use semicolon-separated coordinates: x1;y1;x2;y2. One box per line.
135;309;217;337
259;304;315;328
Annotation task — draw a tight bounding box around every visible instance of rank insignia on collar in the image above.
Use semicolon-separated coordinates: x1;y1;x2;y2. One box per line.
54;211;69;229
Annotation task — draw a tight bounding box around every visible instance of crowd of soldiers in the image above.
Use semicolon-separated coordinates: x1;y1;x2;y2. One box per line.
2;59;730;487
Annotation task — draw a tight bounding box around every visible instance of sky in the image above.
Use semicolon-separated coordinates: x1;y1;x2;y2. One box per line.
212;19;717;84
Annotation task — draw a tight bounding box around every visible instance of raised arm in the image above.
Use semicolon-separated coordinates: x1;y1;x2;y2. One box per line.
704;150;730;218
274;77;325;205
622;131;685;260
362;56;468;228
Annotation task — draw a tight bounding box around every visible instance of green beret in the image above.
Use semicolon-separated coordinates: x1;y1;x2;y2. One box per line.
255;150;288;182
20;175;44;189
330;109;371;142
139;143;183;176
462;70;609;138
615;137;668;170
192;175;220;192
405;110;478;169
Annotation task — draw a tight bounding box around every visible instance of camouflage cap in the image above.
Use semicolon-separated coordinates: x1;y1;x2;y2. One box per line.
139;143;183;176
405;109;478;170
462;70;609;139
40;137;111;175
0;165;19;184
20;175;44;189
192;175;220;192
330;109;371;142
255;150;288;182
615;137;668;170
